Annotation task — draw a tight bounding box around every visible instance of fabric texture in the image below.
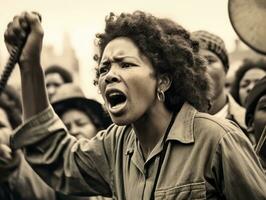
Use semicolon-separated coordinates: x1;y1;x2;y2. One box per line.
11;103;266;200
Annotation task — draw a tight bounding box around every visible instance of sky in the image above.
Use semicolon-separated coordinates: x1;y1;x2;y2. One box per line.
0;0;238;100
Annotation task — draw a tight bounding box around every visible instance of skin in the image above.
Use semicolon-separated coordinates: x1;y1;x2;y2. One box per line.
45;73;65;100
61;109;98;140
5;13;173;160
98;37;172;159
200;49;227;115
239;68;266;106
253;94;266;143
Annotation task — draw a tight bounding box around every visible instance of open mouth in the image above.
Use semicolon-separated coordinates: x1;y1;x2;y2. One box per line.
106;90;127;108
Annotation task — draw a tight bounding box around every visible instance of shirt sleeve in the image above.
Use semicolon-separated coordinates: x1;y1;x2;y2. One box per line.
10;106;114;197
211;129;266;199
7;151;57;200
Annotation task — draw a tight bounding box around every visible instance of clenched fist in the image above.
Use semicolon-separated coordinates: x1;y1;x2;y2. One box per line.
4;11;43;68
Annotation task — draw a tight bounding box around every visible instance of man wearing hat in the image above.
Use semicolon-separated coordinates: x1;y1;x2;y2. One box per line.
192;30;247;135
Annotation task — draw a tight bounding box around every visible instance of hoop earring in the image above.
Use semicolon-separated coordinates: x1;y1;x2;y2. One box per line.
157;90;165;102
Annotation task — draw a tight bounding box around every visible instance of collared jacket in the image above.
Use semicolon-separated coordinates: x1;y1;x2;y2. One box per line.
0;150;57;200
11;103;266;200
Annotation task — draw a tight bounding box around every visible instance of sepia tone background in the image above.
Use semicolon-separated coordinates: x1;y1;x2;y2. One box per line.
0;0;265;102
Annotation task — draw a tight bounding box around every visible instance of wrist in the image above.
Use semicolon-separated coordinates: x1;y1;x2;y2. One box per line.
19;61;42;74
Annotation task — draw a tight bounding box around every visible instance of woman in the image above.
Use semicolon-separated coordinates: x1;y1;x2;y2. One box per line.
51;83;112;200
51;83;111;140
4;11;266;199
245;76;266;160
230;59;266;106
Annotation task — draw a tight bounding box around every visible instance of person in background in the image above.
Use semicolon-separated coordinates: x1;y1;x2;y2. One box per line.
51;83;112;200
230;59;266;107
51;83;111;139
5;11;266;199
192;30;247;134
0;85;57;200
44;64;73;100
245;76;266;157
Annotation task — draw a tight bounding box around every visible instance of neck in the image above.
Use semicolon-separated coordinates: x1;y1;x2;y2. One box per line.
132;103;173;160
209;90;227;115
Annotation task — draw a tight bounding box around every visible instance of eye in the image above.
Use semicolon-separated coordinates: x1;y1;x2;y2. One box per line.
205;56;218;65
98;63;110;75
240;80;250;88
76;120;88;127
120;62;136;68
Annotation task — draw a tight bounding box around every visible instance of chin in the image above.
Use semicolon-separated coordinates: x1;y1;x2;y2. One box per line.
112;118;131;126
110;114;133;126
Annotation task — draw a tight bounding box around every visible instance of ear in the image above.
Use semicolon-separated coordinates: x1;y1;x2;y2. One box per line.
157;74;172;92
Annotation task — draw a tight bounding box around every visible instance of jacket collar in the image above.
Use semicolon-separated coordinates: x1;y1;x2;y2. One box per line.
166;102;196;144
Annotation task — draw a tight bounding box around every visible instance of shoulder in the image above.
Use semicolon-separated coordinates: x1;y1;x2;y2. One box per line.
193;111;247;145
95;124;134;151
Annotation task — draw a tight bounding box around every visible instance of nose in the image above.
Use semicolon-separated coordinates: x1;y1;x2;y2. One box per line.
69;124;81;138
105;67;120;84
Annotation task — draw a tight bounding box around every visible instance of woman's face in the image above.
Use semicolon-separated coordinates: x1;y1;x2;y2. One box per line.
239;68;266;106
253;94;266;143
98;37;158;125
45;73;65;100
61;109;98;139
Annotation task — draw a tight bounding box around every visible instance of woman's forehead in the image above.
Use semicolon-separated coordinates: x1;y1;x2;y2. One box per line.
102;37;140;59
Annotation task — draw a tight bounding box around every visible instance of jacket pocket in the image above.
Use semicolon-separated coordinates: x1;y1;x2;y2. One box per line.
155;181;206;200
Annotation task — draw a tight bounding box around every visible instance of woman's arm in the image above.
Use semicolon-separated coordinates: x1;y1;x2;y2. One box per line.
4;11;49;120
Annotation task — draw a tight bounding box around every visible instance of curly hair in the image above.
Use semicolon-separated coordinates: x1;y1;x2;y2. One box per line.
0;85;22;129
230;59;266;105
94;11;212;112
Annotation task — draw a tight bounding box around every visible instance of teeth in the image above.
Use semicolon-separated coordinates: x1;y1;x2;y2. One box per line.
109;92;121;97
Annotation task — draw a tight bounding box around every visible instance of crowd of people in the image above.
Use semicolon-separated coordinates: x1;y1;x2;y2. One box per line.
0;9;265;200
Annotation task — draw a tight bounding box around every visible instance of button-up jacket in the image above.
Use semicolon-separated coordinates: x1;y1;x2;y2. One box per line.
11;103;266;199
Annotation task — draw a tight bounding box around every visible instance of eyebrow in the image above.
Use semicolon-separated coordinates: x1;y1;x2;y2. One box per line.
101;56;139;64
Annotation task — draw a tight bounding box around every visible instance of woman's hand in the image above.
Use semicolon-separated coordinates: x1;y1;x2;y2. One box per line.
4;11;43;68
4;12;49;120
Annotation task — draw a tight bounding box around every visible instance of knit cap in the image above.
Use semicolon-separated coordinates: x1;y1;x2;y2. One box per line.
192;30;229;72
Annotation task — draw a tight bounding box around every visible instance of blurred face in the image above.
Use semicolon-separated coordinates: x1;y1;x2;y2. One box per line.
253;94;266;143
201;50;226;99
61;109;97;139
98;37;157;125
239;68;266;106
45;73;65;100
